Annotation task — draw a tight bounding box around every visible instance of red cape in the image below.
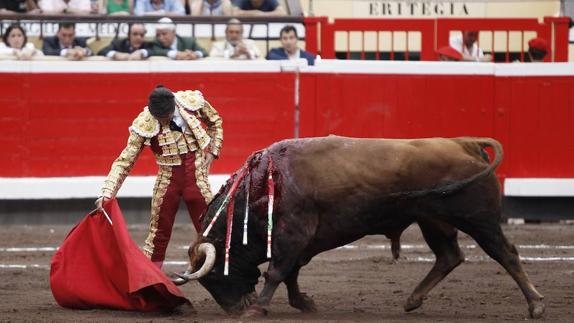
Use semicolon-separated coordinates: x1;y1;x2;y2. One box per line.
50;198;190;312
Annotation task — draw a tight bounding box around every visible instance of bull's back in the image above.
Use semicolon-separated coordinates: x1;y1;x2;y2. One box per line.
273;136;492;203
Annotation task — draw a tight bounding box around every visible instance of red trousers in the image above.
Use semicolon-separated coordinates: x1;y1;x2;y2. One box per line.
143;152;210;263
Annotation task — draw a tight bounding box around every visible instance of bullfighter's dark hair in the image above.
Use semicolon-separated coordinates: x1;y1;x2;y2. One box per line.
148;85;175;118
2;24;27;49
279;25;298;38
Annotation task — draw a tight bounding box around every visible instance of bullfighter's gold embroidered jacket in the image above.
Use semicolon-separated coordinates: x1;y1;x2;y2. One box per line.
100;90;223;198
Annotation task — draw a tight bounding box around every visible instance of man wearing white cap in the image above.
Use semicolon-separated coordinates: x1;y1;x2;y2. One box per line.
151;17;208;60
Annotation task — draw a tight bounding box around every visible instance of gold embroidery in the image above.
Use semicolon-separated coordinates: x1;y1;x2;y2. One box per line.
194;150;213;204
143;166;172;258
100;132;145;198
129;108;160;138
178;106;211;150
174;90;205;112
156;154;181;166
201;101;223;157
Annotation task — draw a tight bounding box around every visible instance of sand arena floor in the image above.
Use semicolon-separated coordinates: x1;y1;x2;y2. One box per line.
1;222;573;322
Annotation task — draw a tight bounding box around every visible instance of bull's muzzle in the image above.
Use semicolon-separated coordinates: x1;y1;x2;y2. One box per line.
172;242;216;285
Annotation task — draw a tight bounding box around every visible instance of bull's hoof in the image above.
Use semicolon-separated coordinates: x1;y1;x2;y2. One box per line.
404;296;423;312
289;293;317;313
241;304;268;318
529;301;545;319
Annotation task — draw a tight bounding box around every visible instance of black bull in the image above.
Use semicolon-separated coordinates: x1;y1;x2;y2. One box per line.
176;136;545;319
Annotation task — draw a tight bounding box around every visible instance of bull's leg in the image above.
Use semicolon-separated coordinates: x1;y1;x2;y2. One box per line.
241;257;298;317
405;218;464;312
243;212;318;317
461;219;545;319
285;266;317;312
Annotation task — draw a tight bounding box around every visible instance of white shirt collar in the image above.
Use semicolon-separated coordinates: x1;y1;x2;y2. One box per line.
172;108;187;130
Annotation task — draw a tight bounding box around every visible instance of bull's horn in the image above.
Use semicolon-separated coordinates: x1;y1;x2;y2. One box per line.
173;243;216;283
172;266;192;286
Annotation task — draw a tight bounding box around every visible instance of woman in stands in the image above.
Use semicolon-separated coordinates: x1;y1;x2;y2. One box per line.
0;24;44;60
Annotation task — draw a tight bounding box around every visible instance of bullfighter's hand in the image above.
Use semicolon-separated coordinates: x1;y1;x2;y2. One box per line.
94;196;109;209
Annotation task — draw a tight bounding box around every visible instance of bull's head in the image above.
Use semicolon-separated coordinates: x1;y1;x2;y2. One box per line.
173;184;263;314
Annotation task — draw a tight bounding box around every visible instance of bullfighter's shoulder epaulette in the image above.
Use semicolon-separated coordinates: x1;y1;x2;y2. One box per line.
129;107;160;138
174;90;205;112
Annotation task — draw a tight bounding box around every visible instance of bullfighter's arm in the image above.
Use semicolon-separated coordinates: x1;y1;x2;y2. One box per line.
100;132;145;198
200;100;223;157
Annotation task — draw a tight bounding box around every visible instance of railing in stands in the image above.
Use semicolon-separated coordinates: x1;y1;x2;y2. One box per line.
1;15;570;62
304;16;571;62
0;14;305;54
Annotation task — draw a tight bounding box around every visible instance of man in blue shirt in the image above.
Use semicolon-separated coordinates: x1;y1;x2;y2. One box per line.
134;0;185;16
266;25;316;65
232;0;285;16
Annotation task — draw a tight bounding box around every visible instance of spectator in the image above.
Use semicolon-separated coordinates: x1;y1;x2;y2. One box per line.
436;46;462;61
209;18;261;60
266;25;315;65
189;0;232;16
134;0;184;16
0;0;40;13
232;0;285;16
150;17;207;60
450;31;492;62
98;23;151;60
38;0;91;14
42;23;93;60
101;0;133;15
526;37;548;62
0;24;44;60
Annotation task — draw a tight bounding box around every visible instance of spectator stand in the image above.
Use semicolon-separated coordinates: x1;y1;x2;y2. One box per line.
0;14;306;58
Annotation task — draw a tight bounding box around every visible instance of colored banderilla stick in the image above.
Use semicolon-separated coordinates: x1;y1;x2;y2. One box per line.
242;172;250;246
267;157;275;259
203;168;248;238
223;167;249;276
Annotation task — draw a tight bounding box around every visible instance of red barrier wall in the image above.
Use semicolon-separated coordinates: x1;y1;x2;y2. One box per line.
1;62;573;184
0;72;296;176
299;70;574;180
493;76;574;178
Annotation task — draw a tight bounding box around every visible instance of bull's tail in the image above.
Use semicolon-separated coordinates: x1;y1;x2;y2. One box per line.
393;137;503;199
432;137;503;196
460;137;503;171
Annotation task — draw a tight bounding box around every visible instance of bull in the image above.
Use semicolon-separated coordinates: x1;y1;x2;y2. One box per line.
174;136;545;319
